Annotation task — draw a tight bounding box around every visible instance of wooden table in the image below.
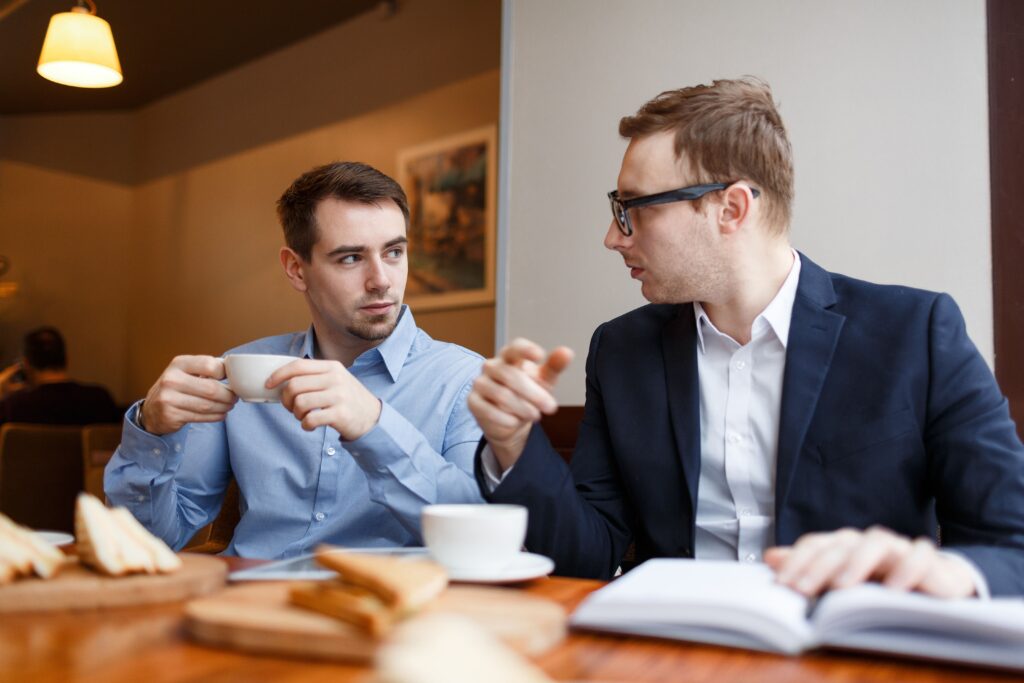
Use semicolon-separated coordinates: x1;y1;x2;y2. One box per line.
0;557;1018;683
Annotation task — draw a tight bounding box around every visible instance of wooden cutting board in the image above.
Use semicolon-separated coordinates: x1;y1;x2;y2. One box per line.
185;582;566;663
0;554;227;613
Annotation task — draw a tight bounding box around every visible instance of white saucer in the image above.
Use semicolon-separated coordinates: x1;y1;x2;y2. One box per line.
35;530;74;546
445;552;555;584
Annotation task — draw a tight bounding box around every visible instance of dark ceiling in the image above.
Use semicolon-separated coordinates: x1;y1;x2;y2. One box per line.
0;0;382;115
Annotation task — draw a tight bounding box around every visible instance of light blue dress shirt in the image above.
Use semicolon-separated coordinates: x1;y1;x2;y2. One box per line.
104;307;485;558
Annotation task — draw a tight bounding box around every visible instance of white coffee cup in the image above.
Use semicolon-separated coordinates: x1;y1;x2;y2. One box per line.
223;353;296;403
421;504;528;573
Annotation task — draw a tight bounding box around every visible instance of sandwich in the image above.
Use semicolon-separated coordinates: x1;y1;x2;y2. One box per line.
289;546;448;637
0;513;67;582
75;492;182;576
373;613;555;683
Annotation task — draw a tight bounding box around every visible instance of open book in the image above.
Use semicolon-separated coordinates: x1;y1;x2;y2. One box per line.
570;559;1024;671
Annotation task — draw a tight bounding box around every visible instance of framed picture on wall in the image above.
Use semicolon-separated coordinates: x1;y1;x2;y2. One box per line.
397;124;496;311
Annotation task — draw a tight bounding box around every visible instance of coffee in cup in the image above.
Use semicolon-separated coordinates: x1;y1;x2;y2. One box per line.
421;504;527;573
223;353;295;403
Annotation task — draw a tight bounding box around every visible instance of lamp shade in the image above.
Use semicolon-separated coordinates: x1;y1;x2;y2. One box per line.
37;7;122;88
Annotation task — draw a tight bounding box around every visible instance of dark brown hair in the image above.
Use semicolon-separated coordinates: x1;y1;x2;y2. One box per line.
619;77;794;232
24;326;66;370
277;161;410;261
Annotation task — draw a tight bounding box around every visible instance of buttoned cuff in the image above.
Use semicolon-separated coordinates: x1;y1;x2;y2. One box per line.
479;444;513;493
119;400;188;471
939;549;990;599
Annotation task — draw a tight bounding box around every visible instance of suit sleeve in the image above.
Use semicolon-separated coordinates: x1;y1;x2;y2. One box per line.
476;325;634;579
925;293;1024;595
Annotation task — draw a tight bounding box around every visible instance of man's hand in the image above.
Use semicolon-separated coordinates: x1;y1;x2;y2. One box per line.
764;526;976;598
467;338;574;472
267;359;381;441
0;362;27;398
141;355;238;435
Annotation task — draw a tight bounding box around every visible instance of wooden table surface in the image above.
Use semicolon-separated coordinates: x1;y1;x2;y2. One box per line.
0;556;1019;683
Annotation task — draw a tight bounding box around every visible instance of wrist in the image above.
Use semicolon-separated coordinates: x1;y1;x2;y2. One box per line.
136;400;148;431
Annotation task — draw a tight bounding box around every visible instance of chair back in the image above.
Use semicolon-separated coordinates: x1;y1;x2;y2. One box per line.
81;423;122;501
0;423;83;532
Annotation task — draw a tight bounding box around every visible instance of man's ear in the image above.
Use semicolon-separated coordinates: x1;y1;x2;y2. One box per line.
280;247;308;293
718;183;756;236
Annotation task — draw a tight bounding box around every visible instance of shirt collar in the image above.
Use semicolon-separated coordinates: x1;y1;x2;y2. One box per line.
297;304;417;383
693;249;801;352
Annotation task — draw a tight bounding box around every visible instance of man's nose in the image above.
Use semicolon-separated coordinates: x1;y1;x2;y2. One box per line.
604;220;629;251
366;257;391;292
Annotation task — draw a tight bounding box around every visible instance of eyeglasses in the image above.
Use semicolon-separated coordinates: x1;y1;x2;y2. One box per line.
607;182;760;236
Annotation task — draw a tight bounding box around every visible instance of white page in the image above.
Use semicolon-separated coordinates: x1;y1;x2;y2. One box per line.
570;559;813;654
813;584;1024;671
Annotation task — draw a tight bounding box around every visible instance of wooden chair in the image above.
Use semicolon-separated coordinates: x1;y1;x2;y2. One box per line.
0;423;83;533
81;423;122;501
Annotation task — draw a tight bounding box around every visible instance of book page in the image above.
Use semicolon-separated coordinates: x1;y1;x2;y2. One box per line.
813;584;1024;671
570;559;813;654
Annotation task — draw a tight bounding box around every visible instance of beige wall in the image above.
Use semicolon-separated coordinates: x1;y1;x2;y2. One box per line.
0;161;131;396
501;0;990;404
0;0;500;404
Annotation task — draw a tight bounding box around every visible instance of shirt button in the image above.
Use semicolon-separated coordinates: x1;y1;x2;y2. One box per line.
326;447;336;456
745;553;757;563
314;512;326;522
137;495;145;502
735;360;746;370
728;434;741;444
152;448;161;455
174;445;182;452
740;508;751;517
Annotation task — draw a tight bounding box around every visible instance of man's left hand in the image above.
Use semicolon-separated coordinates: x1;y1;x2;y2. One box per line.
764;526;976;598
267;359;381;440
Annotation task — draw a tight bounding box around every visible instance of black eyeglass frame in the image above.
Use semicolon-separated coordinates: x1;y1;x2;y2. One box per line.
607;182;760;236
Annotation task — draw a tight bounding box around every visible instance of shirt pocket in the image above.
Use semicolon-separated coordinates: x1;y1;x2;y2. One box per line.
813;408;919;465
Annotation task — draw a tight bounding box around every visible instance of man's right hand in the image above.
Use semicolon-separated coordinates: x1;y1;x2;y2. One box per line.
467;338;573;472
140;355;238;435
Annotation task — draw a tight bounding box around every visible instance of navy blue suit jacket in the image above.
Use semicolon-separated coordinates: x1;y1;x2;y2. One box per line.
478;255;1024;595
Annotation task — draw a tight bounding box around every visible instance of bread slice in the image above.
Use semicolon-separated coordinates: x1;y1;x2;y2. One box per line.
111;508;182;573
76;492;128;575
290;582;396;637
75;493;180;576
0;514;66;579
373;614;555;683
313;547;448;612
0;518;35;576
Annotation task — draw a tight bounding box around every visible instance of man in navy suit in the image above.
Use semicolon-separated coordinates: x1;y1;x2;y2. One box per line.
468;78;1024;597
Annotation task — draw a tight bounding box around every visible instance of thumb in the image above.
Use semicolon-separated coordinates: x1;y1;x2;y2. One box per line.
537;346;574;387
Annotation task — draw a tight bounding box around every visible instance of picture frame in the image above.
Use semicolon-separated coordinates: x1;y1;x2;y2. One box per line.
397;124;497;311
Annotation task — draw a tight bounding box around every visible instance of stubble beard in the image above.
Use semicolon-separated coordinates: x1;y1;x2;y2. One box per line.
346;301;401;342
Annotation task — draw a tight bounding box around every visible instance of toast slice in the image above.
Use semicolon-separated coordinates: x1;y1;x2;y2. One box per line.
373;614;555;683
290;582;396;637
313;547;448;612
0;514;66;579
75;493;180;576
111;508;182;573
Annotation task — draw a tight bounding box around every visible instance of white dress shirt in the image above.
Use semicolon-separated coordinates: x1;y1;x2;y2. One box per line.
693;251;800;562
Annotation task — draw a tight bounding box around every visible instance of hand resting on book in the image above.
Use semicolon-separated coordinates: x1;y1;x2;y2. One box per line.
764;525;975;599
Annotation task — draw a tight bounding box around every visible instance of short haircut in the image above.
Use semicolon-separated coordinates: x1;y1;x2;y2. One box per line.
618;77;794;233
23;326;66;370
277;161;410;262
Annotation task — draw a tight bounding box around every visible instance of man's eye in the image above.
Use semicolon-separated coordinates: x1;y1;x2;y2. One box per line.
338;255;359;265
386;248;405;259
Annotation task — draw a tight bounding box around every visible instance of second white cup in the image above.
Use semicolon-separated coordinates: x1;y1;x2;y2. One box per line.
421;504;528;574
223;353;295;403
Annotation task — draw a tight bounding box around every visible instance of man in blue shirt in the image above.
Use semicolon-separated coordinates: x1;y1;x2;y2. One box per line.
105;161;485;558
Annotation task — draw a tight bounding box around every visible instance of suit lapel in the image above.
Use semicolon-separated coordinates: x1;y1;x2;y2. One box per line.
775;257;845;531
661;307;702;519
